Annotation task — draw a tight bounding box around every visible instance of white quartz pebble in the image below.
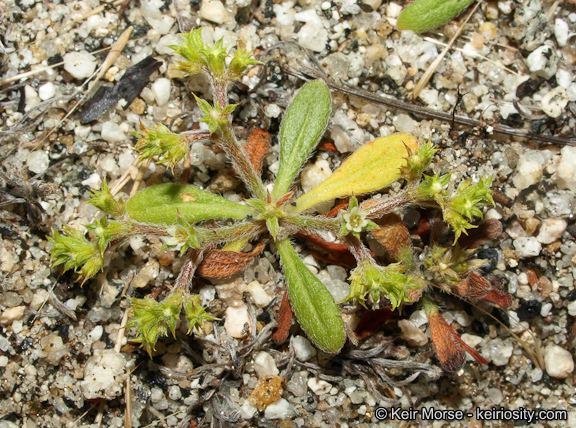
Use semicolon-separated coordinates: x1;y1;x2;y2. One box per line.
64;51;98;80
545;344;574;379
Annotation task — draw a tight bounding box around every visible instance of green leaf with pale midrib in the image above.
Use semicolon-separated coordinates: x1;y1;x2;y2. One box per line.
276;239;345;353
126;183;255;224
272;80;331;201
397;0;475;34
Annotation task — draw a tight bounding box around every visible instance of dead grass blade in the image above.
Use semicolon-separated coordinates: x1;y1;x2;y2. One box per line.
413;2;481;98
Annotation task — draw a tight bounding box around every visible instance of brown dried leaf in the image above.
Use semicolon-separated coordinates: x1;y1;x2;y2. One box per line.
197;241;266;278
428;309;487;372
272;291;292;344
370;213;410;259
245;129;271;174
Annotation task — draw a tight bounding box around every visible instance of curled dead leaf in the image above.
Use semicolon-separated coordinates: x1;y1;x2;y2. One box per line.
197;241;266;278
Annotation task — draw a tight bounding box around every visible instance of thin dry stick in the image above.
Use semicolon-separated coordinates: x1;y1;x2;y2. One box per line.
547;0;562;21
423;36;520;77
95;399;105;426
129;159;151;198
124;376;132;428
413;1;481;98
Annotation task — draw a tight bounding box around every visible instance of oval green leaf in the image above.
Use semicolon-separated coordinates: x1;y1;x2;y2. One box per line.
397;0;475;34
291;134;419;213
276;239;346;353
126;183;255;224
272;80;332;201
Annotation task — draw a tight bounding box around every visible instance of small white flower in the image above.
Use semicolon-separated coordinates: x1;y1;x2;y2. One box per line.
344;207;368;233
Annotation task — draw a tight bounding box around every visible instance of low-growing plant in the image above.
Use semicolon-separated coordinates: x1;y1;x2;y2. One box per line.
49;29;510;371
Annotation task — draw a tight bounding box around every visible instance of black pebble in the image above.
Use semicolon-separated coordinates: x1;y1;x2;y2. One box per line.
516;300;542;321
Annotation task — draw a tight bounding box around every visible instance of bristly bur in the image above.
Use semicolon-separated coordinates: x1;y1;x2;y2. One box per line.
49;29;507;370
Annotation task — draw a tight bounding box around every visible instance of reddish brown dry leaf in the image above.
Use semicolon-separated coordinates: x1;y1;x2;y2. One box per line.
354;307;394;340
197;241;266;278
272;291;292;344
296;232;358;269
245;129;271;174
428;309;487;372
317;141;338;151
453;272;512;309
370;213;410;259
323;198;350;218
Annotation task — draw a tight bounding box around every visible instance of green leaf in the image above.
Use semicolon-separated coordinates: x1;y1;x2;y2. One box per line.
291;134;419;214
272;80;331;201
397;0;475;34
276;239;345;353
126;183;255;224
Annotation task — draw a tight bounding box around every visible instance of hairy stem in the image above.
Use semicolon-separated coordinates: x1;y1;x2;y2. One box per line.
218;127;267;200
281;214;341;236
174;249;203;291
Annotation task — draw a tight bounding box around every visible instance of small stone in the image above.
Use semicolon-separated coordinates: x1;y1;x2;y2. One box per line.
544;344;574;379
63;51;98;80
398;319;428;347
0;356;8;367
0;306;26;326
330;110;364;152
0;247;15;273
81;349;127;399
393;114;417;134
151;78;171;106
513;237;542;258
132;259;160;288
286;371;308;396
537;218;567;244
209;168;242;193
301;158;332;191
224;304;253;338
129;98;146;115
298;21;328;53
253;351;279;377
39;334;69;365
554;18;569;47
485;338;513;366
462;93;478;113
486;388;503;405
264;398;292;419
543;191;575;218
526;45;558;80
362;0;382;11
292;336;317;361
479;22;498;41
247;281;272;308
249;375;285;411
81;172;102;190
156;33;182;55
322;279;350;302
199;0;229;24
512;150;550;190
101;122;126;143
557;146;576;192
141;0;175;33
26;151;49;174
38;82;55;100
307;377;332;395
541;86;569;118
386;2;403;19
530;367;543;382
168;385;182;400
